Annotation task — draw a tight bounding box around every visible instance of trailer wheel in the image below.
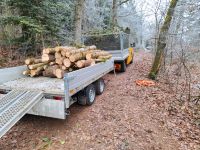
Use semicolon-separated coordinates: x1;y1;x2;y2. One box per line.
120;61;126;72
85;84;96;106
95;78;105;95
77;91;87;105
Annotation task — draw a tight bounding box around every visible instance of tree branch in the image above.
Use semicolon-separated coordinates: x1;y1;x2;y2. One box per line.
117;0;129;6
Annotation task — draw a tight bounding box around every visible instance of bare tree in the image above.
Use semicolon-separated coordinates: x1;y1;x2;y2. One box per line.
149;0;179;79
74;0;85;44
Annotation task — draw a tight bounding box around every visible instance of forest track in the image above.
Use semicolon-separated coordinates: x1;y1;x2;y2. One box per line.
0;51;181;150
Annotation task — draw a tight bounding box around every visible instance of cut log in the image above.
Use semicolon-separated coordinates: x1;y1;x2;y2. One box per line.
42;54;55;62
55;46;62;52
66;49;83;57
86;51;110;60
76;60;95;68
55;69;65;79
85;53;92;60
25;58;43;65
75;60;85;68
42;65;59;77
25;58;34;65
69;52;84;62
63;58;71;68
23;70;31;76
84;60;95;67
61;65;67;70
30;69;37;77
28;62;48;70
98;55;112;59
30;66;44;77
55;52;62;59
43;48;56;54
55;57;64;65
94;59;107;62
61;50;67;57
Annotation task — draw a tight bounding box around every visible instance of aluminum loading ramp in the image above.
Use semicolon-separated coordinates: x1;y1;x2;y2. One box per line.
0;90;43;138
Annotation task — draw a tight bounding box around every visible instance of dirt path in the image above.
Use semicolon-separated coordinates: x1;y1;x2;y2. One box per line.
0;51;181;150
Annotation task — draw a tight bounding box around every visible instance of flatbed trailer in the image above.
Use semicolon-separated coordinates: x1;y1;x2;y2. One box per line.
0;59;114;138
83;32;134;72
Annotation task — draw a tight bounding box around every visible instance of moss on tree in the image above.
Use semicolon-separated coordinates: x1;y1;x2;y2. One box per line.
149;0;179;79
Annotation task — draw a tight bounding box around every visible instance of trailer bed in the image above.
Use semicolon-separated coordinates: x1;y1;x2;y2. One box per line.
0;77;64;95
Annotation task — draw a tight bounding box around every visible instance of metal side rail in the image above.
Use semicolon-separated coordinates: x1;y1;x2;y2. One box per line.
0;90;43;138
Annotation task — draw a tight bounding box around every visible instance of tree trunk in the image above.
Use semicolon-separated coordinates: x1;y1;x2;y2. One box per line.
74;0;85;44
112;0;117;28
149;0;179;79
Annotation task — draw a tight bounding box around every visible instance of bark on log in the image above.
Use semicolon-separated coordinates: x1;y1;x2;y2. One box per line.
69;52;84;62
86;51;110;60
25;58;43;65
30;66;44;77
98;55;112;59
28;62;48;70
66;49;83;57
43;65;48;70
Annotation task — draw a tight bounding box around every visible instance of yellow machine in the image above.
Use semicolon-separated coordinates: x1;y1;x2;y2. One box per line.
126;47;134;65
114;47;134;72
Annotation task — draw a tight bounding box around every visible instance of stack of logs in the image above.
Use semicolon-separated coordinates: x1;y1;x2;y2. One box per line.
23;45;112;79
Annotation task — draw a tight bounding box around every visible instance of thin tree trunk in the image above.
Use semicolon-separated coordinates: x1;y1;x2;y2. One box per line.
149;0;179;79
112;0;117;28
74;0;85;44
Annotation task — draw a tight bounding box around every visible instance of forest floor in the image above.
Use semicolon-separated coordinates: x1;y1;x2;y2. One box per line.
0;51;199;150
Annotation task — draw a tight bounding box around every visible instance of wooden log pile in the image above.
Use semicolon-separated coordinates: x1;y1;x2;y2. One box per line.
23;45;112;79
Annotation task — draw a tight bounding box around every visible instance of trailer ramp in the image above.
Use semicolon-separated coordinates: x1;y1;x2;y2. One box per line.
0;90;43;138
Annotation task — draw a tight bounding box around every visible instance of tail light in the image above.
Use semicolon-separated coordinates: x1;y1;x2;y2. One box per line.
53;96;63;101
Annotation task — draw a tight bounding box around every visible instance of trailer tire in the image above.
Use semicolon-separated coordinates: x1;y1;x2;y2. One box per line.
95;78;105;95
120;61;126;72
77;91;87;105
85;84;96;106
